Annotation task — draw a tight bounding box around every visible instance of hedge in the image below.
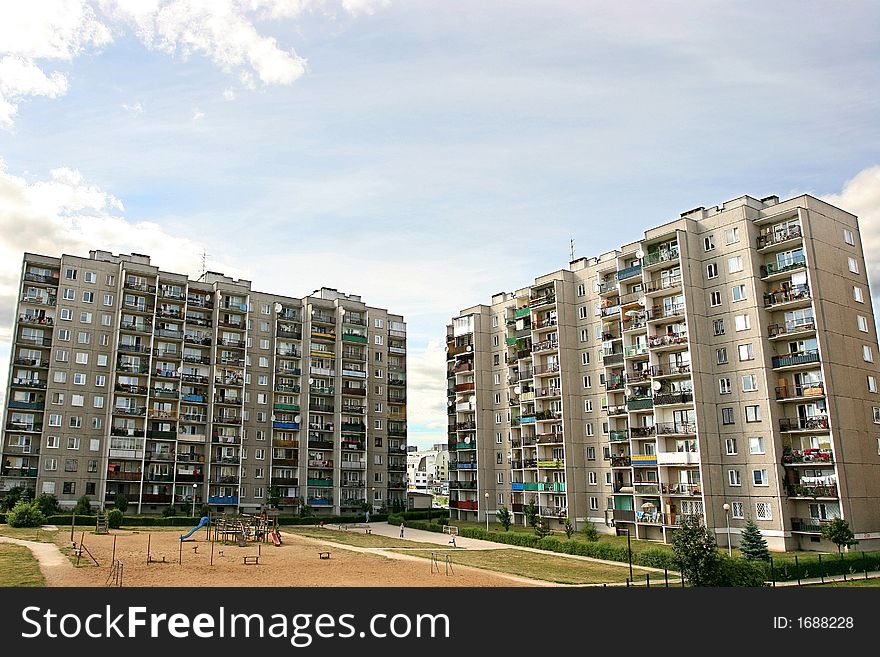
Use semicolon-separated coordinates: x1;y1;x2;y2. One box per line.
0;513;6;524
771;551;880;581
276;513;389;526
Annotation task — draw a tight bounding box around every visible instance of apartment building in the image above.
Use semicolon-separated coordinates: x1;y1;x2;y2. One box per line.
1;250;407;516
447;194;880;551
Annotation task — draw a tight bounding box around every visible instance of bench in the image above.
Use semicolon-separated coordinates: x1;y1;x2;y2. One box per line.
364;528;371;534
243;556;260;565
318;552;331;560
443;525;459;536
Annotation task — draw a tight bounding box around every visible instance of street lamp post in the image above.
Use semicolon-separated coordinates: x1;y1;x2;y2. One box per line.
723;503;732;556
624;528;633;581
192;483;197;517
485;492;490;531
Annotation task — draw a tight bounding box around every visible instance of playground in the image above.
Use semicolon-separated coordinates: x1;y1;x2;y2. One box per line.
0;518;533;587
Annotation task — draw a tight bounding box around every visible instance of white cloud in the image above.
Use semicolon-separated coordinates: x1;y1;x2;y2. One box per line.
121;100;144;115
405;339;448;433
341;0;391;16
222;87;236;101
0;1;111;127
100;0;308;85
192;107;205;120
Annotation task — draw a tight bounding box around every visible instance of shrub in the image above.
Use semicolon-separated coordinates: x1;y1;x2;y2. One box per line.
0;486;29;512
72;495;92;515
581;520;600;542
637;547;677;570
162;505;178;517
114;494;129;513
7;501;45;528
34;493;59;517
711;557;770;587
563;517;574;539
0;513;6;524
107;509;124;529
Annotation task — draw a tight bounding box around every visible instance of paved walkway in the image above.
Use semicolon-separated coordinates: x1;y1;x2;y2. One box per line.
769;570;880;587
0;534;70;581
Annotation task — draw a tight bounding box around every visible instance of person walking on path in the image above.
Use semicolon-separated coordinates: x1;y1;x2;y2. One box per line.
399;522;405;538
365;510;371;523
448;535;457;547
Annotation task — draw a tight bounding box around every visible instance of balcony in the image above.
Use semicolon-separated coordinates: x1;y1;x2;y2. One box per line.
646;304;685;322
611;456;631;467
600;303;621;318
208;496;239;505
642;248;680;269
616;264;641;281
630;426;656;438
602;351;624;366
598;279;619;295
763;284;811;309
609;430;629;442
785;483;838;499
650;364;691;378
643;275;682;295
772;349;820;369
626;397;653;411
20;295;57;307
656;451;700;466
756;225;802;251
655;422;697;435
272;421;300;430
623;316;647;332
450;500;479;511
7;400;45;410
779;416;830;432
533;363;560;376
342;333;368;344
624;345;649;358
768;319;816;339
631;454;658;466
790;518;827;534
652;391;693;406
450;480;478;490
531;339;558;353
761;255;807;280
782;448;833;465
648;332;688;349
11;378;47;389
775;382;824;401
23;271;59;285
605;404;628;416
529;293;556;308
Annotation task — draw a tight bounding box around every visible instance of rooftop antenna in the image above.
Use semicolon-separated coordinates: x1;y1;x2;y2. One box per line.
569;237;575;262
197;249;209;282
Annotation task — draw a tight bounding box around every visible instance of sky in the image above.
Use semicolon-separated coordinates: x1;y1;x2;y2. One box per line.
1;0;879;450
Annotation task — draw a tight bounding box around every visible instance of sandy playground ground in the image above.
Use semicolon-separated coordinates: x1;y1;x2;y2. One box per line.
27;527;529;587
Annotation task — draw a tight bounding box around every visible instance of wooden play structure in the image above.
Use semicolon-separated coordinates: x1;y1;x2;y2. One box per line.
210;513;271;545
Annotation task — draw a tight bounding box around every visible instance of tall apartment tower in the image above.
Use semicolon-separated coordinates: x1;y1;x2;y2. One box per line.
447;194;880;551
2;250;407;515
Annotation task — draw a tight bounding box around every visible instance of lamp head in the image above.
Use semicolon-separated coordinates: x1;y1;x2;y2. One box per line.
723;503;730;511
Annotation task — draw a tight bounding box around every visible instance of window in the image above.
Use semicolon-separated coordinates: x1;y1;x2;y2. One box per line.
374;368;383;379
97;354;108;367
75;352;88;365
80;311;92;323
587;446;596;461
749;437;765;454
734;314;750;331
54;371;67;384
259;338;269;350
588;472;598;485
581;352;590;365
725;438;738;455
87;460;98;473
731;285;747;302
577;284;586;297
584;399;593;412
67;436;80;450
49;414;62;427
745;405;762;423
259;357;269;368
261;304;270;315
91;418;101;430
56;349;69;362
62;482;76;494
579;328;589;342
847;257;859;274
869;376;877;394
719;378;731;394
76;331;90;344
258;374;268;386
752;469;768;486
844;229;855;246
728;470;741;486
858;315;869;332
69;416;82;428
722;408;735;425
874;407;880;424
583;375;591;389
63;288;75;300
101;313;112;326
742;375;758;392
493;373;501;385
52;392;64;404
713;319;725;336
738;344;754;361
84;271;96;283
709;291;722;307
60;308;72;320
728;256;743;273
58;329;70;341
496;472;504;484
73;373;86;385
46;436;59;449
578;306;588;320
864;345;874;363
605;473;612;485
71;394;84;407
716;348;728;365
706;263;718;279
44;458;58;471
756;502;772;520
585;423;594;436
704;235;715;251
65;268;77;280
82;291;94;303
374;318;384;328
495;432;503;444
724;227;740;245
374;335;383;345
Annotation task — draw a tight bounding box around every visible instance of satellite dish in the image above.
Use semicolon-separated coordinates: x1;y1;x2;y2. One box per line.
638;296;647;307
636;249;645;259
447;400;453;406
652;380;662;391
294;415;301;423
339;307;346;315
513;386;521;394
466;345;473;352
308;378;314;385
274;302;282;314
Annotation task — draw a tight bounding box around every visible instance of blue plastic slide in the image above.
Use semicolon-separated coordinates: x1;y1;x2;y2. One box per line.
180;516;210;541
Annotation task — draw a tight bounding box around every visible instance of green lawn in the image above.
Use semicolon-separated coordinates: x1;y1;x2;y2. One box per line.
805;577;880;588
0;525;64;543
0;543;45;586
288;527;450;549
393;548;659;585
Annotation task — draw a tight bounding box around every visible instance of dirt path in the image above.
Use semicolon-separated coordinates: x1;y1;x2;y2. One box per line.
0;535;73;583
